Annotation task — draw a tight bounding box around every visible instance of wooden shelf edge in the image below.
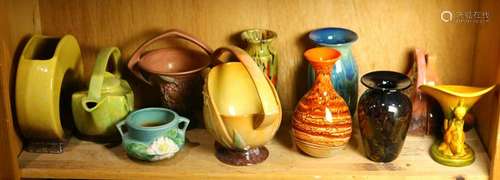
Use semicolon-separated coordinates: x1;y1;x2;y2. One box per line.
19;129;490;180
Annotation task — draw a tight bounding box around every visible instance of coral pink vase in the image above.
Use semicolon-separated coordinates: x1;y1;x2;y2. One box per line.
406;48;443;136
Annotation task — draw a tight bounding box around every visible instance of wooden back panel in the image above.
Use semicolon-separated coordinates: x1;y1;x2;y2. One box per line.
38;0;479;112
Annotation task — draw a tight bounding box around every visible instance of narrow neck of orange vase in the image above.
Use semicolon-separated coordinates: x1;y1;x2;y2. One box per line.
311;60;335;75
304;47;340;80
311;60;335;88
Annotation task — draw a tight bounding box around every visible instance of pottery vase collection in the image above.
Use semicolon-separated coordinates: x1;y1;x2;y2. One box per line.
128;29;213;128
14;28;497;169
358;71;412;162
116;107;189;161
72;47;134;141
203;46;282;166
419;85;495;167
307;27;359;116
241;29;278;85
292;47;352;158
16;35;84;153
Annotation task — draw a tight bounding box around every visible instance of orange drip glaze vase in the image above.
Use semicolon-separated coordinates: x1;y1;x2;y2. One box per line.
292;47;352;157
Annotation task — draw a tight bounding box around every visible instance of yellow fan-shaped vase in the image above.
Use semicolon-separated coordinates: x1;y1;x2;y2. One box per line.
16;35;84;153
419;85;495;167
203;46;282;166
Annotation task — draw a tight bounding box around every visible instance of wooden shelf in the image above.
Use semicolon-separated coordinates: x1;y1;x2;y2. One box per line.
19;128;489;179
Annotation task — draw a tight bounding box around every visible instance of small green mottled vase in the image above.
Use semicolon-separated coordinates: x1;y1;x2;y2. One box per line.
241;29;278;86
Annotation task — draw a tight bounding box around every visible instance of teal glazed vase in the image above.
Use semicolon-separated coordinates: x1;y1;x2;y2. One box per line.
116;107;189;161
307;27;359;116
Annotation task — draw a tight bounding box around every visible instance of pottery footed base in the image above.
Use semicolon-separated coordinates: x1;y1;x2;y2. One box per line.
295;140;345;158
215;142;269;166
430;141;475;167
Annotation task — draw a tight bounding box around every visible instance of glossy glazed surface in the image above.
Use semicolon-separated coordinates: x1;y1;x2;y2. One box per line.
72;47;133;140
293;47;352;157
214;142;269;166
241;29;278;85
308;27;358;46
128;29;213;128
116;108;189;161
16;35;84;144
419;85;495;167
203;46;281;165
307;27;358;116
405;49;443;136
358;71;412;162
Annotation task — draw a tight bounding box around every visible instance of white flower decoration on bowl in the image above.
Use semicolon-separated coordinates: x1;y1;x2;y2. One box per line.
146;136;180;161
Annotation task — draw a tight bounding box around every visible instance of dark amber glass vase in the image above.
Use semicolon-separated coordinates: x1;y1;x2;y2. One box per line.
358;71;412;162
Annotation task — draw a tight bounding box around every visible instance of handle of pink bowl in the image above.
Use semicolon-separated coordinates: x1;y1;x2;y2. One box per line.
128;29;214;84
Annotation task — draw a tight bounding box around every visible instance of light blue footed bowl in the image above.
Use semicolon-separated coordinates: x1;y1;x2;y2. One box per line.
307;27;359;116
